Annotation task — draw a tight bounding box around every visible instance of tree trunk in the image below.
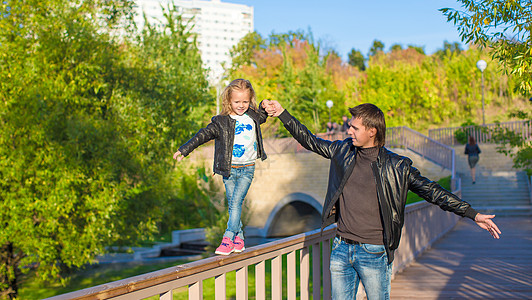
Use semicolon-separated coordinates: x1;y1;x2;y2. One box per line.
0;242;23;299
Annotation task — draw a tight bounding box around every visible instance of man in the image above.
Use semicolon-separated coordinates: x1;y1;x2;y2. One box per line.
262;101;501;300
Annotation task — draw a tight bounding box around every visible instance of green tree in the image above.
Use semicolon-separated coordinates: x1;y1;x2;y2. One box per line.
0;0;213;297
390;43;403;52
347;48;366;71
490;111;532;175
435;41;463;58
407;45;425;55
441;0;532;94
368;39;385;57
227;31;266;76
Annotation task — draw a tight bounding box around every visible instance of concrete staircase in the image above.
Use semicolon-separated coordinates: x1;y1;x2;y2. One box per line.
453;144;532;216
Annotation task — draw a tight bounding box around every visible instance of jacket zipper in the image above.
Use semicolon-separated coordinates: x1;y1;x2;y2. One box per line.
371;156;393;263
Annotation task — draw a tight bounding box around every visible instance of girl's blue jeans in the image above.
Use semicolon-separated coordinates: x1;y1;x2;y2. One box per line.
330;236;392;300
222;164;255;241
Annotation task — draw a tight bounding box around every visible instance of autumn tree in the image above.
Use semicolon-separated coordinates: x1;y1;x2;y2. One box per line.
229;29;526;134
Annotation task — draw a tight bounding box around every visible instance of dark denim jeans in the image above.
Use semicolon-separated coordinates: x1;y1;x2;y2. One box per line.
330;236;392;300
222;164;255;241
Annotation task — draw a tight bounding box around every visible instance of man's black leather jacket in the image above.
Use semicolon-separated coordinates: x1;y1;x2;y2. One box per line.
278;110;477;263
178;107;268;177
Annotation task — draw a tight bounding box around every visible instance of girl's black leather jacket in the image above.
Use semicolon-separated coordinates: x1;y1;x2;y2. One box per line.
278;109;477;263
178;107;268;177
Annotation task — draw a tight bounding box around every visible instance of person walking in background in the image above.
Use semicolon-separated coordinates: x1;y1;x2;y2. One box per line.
465;136;481;184
173;79;268;255
263;100;500;300
340;115;349;132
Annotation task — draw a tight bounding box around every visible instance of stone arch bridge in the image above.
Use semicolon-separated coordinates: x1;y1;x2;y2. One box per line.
188;132;451;239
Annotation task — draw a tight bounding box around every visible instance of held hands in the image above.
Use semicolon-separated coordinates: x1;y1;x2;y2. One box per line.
262;99;284;117
173;150;184;162
474;213;501;239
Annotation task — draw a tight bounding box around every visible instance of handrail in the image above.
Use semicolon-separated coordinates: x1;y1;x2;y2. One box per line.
46;227;337;300
386;126;458;189
46;201;460;300
428;120;531;146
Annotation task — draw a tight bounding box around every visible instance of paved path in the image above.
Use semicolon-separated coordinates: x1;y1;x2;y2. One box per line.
390;216;532;299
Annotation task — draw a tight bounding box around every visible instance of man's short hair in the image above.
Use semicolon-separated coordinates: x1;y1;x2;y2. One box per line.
348;103;386;147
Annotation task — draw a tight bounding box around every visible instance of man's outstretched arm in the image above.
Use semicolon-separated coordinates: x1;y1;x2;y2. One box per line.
262;100;339;159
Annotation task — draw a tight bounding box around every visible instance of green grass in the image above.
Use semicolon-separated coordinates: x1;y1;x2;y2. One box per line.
406;175;452;205
18;258;191;299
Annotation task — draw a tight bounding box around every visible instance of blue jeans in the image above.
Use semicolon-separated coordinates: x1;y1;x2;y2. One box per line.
330;236;392;300
222;164;255;241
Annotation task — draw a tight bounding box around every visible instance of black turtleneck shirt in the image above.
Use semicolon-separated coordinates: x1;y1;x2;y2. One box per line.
337;146;384;245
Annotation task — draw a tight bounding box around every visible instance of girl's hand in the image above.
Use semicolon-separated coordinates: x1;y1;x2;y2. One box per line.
173;150;184;161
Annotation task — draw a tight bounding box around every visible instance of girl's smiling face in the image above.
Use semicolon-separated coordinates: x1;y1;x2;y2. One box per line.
230;90;251;116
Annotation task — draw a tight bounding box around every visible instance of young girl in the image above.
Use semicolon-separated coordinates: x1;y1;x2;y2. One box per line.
173;79;268;255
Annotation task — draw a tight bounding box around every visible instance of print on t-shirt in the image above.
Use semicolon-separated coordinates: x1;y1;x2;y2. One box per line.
233;120;253;158
233;144;245;157
235;121;253;135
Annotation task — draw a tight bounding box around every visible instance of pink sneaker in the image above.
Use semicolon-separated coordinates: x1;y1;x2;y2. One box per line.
233;236;245;253
215;237;234;255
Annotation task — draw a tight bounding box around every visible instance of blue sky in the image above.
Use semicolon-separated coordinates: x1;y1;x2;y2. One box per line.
229;0;464;59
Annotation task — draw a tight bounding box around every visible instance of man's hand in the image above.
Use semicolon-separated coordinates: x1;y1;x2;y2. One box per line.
262;99;284;117
173;150;184;162
474;213;501;239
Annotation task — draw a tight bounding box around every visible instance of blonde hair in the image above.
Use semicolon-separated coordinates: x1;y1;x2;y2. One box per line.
220;79;257;115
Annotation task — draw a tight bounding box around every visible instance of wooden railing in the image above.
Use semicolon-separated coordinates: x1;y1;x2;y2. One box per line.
45;200;460;300
47;227;336;300
428;120;531;146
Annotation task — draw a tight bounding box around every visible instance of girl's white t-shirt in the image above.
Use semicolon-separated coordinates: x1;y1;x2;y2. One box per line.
230;114;257;164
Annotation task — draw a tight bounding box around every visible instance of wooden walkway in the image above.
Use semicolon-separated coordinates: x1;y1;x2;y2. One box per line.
390;216;532;299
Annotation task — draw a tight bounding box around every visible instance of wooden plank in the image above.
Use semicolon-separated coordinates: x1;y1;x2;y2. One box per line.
300;247;310;300
287;251;296;300
271;256;282;299
255;261;265;300
236;266;248;300
214;273;225;300
312;243;321;300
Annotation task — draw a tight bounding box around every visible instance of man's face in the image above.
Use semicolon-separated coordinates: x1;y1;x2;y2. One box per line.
347;117;377;148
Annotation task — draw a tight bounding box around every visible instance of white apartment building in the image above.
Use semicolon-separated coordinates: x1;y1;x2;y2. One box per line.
135;0;254;84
